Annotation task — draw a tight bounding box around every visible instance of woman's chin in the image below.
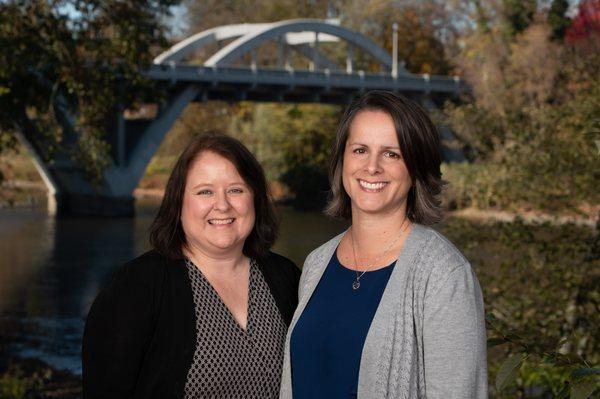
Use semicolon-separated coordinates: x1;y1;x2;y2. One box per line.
202;238;241;253
352;199;405;216
352;201;387;215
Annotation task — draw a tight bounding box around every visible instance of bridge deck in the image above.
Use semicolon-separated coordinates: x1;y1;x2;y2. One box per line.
146;65;465;104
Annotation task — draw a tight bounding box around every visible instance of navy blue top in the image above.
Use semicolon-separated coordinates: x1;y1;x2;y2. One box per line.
290;251;395;399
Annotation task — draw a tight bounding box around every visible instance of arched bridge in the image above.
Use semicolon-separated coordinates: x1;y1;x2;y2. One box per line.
148;19;463;103
24;19;465;216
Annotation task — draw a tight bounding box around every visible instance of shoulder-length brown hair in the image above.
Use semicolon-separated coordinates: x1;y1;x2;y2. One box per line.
149;132;278;260
325;90;445;225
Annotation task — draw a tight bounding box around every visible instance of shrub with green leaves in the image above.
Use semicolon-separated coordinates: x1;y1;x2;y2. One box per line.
440;218;600;398
0;365;46;399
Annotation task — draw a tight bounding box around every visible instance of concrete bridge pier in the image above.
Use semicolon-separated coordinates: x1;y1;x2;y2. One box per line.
17;84;199;217
16;128;140;217
19;151;137;217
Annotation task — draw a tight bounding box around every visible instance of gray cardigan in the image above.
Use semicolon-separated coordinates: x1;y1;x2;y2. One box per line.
279;224;488;399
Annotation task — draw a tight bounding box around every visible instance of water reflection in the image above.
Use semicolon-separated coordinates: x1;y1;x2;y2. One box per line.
0;201;347;375
0;202;157;374
0;210;55;316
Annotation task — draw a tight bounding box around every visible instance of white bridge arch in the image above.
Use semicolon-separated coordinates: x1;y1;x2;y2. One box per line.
154;19;407;75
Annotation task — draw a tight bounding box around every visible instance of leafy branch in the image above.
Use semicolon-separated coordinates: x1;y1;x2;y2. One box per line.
487;312;599;398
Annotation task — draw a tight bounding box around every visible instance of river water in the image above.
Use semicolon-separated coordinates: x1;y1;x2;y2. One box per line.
0;199;347;375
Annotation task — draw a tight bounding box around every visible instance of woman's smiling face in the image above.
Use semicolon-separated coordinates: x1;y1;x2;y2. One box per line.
180;151;255;257
342;109;413;218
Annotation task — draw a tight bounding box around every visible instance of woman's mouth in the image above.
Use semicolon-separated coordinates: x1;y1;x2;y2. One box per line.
358;179;388;192
208;218;235;225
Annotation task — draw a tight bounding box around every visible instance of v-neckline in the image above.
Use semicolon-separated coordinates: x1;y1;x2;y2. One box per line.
187;258;254;334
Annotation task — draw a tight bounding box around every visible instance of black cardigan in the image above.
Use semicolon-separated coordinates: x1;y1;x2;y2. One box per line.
82;250;300;399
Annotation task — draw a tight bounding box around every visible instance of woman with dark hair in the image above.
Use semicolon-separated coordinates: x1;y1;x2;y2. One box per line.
280;91;487;398
83;132;300;399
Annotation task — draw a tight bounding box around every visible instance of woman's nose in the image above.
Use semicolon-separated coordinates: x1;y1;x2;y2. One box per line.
365;154;382;175
213;191;232;211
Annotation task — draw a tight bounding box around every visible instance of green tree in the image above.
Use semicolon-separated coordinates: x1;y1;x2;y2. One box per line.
0;0;179;183
229;103;340;210
343;1;452;74
185;0;329;32
445;21;600;212
501;0;536;36
548;0;571;40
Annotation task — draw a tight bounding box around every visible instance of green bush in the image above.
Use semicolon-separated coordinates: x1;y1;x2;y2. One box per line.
441;162;511;210
0;365;46;399
440;218;600;398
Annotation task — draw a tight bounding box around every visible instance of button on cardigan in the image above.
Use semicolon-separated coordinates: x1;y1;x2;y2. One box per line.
279;224;488;399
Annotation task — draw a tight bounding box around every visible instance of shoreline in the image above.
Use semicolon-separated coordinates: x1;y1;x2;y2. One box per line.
1;183;598;228
0;351;81;398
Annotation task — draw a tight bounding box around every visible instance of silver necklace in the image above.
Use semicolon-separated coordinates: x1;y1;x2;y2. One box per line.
349;217;409;290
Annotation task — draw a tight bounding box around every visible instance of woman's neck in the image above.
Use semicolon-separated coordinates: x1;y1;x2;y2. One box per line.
183;245;248;278
349;205;410;258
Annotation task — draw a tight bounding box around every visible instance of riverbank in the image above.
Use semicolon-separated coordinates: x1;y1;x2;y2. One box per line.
0;351;81;399
1;180;598;228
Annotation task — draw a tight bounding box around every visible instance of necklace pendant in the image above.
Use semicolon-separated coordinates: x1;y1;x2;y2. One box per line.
352;280;361;290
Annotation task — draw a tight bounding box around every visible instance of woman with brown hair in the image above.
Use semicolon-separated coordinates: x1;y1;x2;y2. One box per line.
280;91;487;398
83;132;300;399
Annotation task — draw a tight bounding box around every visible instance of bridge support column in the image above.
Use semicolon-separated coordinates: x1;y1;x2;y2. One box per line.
17;84;200;217
309;32;320;71
277;36;285;68
251;49;258;69
12;149;136;217
392;23;398;78
346;45;353;73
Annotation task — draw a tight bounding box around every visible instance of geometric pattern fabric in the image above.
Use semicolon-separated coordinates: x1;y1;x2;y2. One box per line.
184;258;287;398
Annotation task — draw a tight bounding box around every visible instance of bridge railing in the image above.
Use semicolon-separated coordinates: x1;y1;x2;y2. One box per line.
146;64;466;95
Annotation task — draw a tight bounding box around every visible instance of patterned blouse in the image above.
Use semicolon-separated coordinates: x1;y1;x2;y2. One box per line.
184;258;288;399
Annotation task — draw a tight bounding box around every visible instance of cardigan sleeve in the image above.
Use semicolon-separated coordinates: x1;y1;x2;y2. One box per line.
82;260;159;399
297;253;311;300
423;262;488;399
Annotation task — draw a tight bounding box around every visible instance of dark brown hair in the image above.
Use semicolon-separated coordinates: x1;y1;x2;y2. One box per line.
149;132;278;260
325;90;445;225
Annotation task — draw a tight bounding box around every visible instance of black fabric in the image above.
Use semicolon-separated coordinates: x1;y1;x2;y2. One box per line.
82;250;300;399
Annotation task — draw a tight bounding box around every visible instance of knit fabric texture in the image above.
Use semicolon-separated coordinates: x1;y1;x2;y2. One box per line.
279;224;488;399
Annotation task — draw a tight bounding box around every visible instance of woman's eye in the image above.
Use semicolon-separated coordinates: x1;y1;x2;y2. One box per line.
197;190;212;195
353;148;367;154
384;151;401;159
228;188;244;194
